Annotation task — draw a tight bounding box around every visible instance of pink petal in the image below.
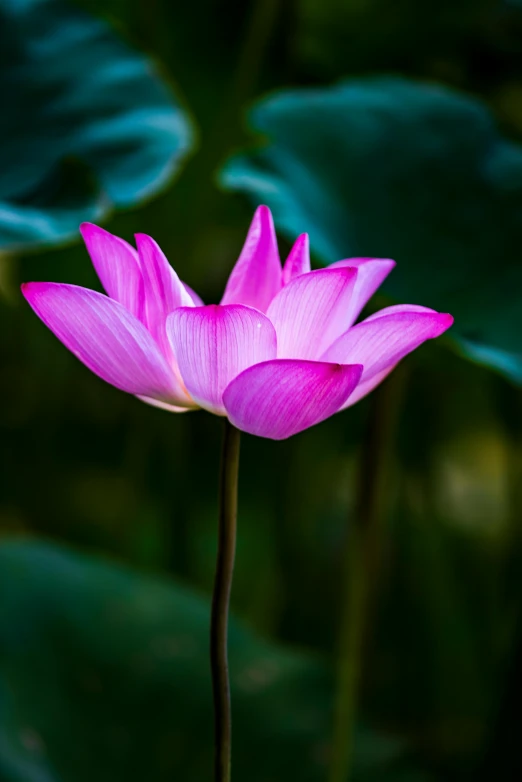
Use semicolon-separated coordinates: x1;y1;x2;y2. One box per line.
339;307;451;408
282;234;310;284
22;282;192;406
183;283;204;306
220;206;282;312
329;257;396;326
266;267;358;360
338;305;441;407
223;359;363;440
80;223;144;320
322;308;453;381
137;396;193;413
340;365;396;409
363;304;436;321
135;233;194;360
166;304;277;415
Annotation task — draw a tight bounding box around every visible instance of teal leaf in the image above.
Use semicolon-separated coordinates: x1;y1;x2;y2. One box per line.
220;77;522;382
0;0;194;251
0;539;427;782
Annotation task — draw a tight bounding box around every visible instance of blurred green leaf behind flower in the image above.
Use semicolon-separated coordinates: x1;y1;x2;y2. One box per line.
0;0;194;251
0;540;434;782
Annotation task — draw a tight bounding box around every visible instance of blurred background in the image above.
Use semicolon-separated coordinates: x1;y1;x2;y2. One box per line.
2;0;522;780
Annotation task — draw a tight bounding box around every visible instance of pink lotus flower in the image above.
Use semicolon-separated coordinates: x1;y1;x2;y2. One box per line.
22;206;453;439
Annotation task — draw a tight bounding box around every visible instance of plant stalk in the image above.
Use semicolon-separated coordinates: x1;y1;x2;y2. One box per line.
210;419;241;782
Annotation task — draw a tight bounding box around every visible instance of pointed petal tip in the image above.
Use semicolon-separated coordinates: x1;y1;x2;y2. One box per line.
438;312;454;332
21;280;52;301
221;205;282;312
253;204;277;233
294;233;310;252
134;231;152;246
255;204;273;220
282;233;311;284
421;310;454;337
134;232;169;252
79;221;96;232
252;204;276;234
20;281;33;300
134;232;155;259
79;222;110;241
134;232;175;265
323;306;455;387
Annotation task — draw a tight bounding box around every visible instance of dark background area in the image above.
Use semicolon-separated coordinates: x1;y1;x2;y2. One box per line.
2;1;522;780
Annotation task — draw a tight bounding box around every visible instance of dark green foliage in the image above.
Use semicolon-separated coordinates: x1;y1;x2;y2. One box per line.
0;0;194;251
0;540;426;782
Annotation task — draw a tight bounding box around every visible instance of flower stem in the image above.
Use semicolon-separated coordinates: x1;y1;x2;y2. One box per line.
329;368;407;782
211;419;241;782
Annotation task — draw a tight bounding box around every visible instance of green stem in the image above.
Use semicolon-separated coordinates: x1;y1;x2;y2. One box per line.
210;419;241;782
330;527;366;782
329;368;407;782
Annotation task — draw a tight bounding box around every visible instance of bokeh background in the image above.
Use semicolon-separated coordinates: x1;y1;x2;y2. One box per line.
2;0;522;780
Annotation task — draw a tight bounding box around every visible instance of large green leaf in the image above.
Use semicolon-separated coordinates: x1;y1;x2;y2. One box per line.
220;77;522;382
0;0;194;251
0;539;430;782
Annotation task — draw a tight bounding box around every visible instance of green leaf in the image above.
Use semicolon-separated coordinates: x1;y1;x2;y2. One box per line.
0;0;194;252
0;539;426;782
220;77;522;382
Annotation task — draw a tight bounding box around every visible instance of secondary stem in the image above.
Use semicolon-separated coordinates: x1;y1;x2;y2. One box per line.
330;524;366;782
329;368;407;782
210;419;241;782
